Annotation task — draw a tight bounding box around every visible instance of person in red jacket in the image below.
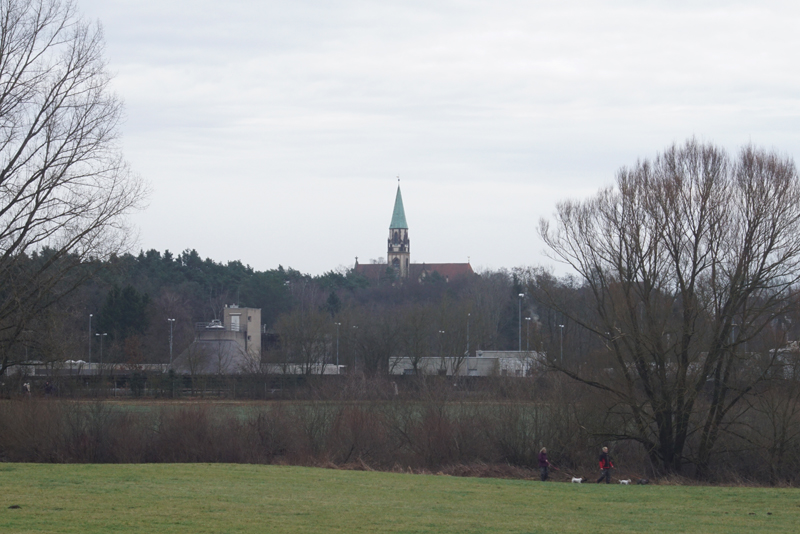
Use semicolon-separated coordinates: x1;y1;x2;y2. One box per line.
596;446;614;483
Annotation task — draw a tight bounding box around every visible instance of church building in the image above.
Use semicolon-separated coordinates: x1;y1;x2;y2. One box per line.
354;184;474;282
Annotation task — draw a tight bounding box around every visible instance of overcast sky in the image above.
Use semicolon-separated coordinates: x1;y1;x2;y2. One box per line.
79;0;800;275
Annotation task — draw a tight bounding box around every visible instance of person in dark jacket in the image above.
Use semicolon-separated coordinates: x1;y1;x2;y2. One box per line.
538;447;550;481
597;446;614;483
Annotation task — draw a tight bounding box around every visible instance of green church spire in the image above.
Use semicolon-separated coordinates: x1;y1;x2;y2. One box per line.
389;184;408;229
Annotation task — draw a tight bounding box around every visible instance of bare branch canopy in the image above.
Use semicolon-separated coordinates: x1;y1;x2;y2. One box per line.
538;139;800;475
0;0;147;375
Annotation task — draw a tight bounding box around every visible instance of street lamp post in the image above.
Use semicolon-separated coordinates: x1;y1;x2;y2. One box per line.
95;333;107;366
467;313;471;357
334;322;341;372
167;318;176;367
88;313;93;363
525;317;531;352
351;325;358;372
439;330;445;373
558;324;565;365
518;293;524;352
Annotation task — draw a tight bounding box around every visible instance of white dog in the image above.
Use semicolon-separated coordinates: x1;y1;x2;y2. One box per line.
571;477;586;483
619;479;632;485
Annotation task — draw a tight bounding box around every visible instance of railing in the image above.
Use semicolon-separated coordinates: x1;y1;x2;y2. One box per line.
194;321;242;332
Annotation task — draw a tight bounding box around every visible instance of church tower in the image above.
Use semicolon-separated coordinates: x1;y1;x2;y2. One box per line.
387;183;410;278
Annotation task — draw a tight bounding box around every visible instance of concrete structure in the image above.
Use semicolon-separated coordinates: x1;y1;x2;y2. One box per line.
355;183;474;282
170;305;262;374
389;350;546;377
223;305;261;358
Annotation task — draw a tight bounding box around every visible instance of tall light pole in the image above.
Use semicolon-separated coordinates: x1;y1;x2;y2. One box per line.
466;313;471;357
558;324;565;365
88;313;93;363
334;322;341;372
168;318;176;367
518;293;524;352
439;330;445;372
352;325;358;372
95;333;107;366
525;317;531;352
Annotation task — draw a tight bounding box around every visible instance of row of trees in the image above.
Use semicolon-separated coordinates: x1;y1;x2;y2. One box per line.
269;271;523;375
33;253;539;371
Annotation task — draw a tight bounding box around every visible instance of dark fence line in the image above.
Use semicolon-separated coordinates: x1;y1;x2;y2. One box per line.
0;372;549;401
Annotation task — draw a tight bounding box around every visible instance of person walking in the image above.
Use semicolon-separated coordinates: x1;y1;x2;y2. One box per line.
538;447;550;482
597;446;614;483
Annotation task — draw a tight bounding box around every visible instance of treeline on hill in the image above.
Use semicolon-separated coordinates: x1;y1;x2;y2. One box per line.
6;248;550;371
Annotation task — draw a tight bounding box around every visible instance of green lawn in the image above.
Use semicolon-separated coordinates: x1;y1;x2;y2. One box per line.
0;464;798;533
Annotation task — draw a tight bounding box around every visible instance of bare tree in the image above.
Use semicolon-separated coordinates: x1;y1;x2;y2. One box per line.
399;303;433;375
352;305;400;376
464;269;512;351
0;0;146;375
539;140;800;476
435;298;469;376
274;308;332;375
145;289;194;364
749;347;800;484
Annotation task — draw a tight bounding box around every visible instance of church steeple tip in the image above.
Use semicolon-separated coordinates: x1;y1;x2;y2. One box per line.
389;184;408;229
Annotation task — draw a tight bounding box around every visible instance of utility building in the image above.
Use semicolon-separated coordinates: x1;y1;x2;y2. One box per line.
170;305;261;374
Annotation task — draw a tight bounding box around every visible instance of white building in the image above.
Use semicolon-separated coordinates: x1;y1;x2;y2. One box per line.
389;350;546;377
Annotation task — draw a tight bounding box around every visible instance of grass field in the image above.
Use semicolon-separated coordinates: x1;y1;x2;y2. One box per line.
0;464;798;533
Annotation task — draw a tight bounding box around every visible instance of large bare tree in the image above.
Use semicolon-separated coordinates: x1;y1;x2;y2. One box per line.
539;140;800;475
0;0;146;375
274;307;332;375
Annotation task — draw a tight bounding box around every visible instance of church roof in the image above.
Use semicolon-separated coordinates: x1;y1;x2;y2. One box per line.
411;263;474;282
389;185;408;229
354;262;474;282
353;263;392;280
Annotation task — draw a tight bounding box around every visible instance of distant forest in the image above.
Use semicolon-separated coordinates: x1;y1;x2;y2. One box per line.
17;249;555;369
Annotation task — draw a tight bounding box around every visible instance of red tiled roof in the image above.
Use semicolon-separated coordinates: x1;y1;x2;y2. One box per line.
411;263;474;282
354;262;474;283
354;263;391;280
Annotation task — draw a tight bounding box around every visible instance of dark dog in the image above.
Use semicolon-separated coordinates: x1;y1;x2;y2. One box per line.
637;478;650;485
